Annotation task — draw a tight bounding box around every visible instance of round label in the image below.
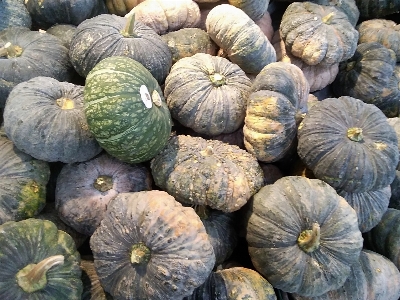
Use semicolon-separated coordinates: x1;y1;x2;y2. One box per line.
140;85;152;108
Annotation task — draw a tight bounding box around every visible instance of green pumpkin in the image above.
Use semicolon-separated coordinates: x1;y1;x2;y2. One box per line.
0;218;82;299
84;56;172;164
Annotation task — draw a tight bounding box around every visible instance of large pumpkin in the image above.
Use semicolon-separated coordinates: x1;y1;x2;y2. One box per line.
84;56;172;164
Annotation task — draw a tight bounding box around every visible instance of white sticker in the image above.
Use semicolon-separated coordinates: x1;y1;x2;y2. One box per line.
140;85;152;108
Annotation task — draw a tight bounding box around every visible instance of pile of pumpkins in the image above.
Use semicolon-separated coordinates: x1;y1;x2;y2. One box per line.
1;0;400;299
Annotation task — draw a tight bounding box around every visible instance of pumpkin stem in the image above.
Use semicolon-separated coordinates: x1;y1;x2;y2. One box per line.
200;145;214;156
56;98;75;110
130;242;151;265
121;12;139;38
0;42;23;58
209;73;226;87
322;12;335;24
152;90;162;107
16;255;65;293
93;175;114;192
347;127;363;142
297;223;320;253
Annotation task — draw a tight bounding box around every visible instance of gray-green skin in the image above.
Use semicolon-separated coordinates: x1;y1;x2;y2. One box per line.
55;152;152;236
355;0;400;18
150;134;264;213
3;76;102;163
297;96;399;193
0;131;50;225
46;24;77;49
0;27;73;108
280;2;358;66
0;218;83;299
338;186;391;233
164;53;252;136
332;42;400;118
0;0;32;31
246;176;364;297
69;14;172;84
205;4;276;74
185;267;277;300
90;190;216;300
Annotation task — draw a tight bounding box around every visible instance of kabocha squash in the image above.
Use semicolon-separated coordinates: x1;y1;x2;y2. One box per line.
69;13;172;84
355;0;400;18
185;267;277;299
129;0;201;35
3;76;102;163
0;0;31;31
84;56;172;164
243;62;309;163
206;4;276;74
55;152;152;236
0;132;50;225
90;190;215;299
0;27;72;108
150;134;264;212
164;53;251;136
246;176;363;297
106;0;147;15
332;42;400;117
46;24;77;49
297;96;399;193
280;2;358;66
0;218;82;299
228;0;269;21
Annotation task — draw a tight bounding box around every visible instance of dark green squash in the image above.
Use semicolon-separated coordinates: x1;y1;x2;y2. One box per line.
0;218;82;299
84;56;172;164
90;190;215;299
0;0;31;31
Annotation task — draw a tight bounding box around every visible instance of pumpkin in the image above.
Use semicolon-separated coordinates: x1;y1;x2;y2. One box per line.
206;4;276;74
84;56;172;164
150;134;264;212
46;24;77;49
0;218;82;299
69;13;172;84
243;62;309;163
297;96;399;193
280;2;358;66
0;27;73;108
90;190;215;299
164;53;251;136
161;28;218;64
228;0;269;21
185;267;277;299
105;0;147;16
128;0;201;35
246;176;363;297
355;0;400;18
0;132;50;225
255;11;274;41
332;42;400;117
0;0;31;31
80;258;113;300
55;152;152;236
364;208;400;270
25;0;108;30
390;171;400;209
4;76;102;163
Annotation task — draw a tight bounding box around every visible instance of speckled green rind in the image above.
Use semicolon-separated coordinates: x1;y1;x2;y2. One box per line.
0;0;31;31
90;191;215;300
150;135;264;212
332;42;400;117
0;134;50;225
0;218;82;299
228;0;269;21
186;267;277;299
297;96;399;193
338;186;390;233
69;14;172;83
280;2;358;66
164;53;251;136
246;176;363;297
84;56;172;164
364;208;400;270
205;4;276;74
3;76;102;163
355;0;400;18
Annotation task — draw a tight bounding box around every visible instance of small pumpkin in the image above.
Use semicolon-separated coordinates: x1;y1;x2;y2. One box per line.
84;56;172;164
90;190;215;299
0;218;82;299
0;0;31;31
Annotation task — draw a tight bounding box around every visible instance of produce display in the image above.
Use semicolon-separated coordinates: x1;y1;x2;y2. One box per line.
2;0;400;299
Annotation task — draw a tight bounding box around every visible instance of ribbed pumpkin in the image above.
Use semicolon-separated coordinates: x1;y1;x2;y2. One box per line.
0;0;31;31
164;53;251;136
297;96;399;193
84;56;172;164
0;218;82;299
69;13;172;84
90;190;215;299
246;176;363;297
